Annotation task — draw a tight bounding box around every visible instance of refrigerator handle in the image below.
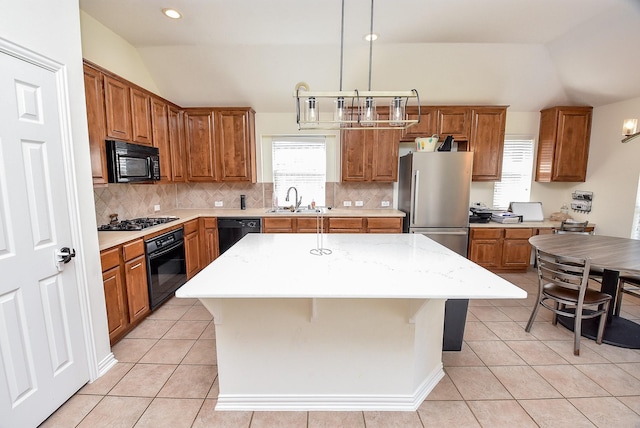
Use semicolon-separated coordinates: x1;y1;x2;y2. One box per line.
412;170;419;225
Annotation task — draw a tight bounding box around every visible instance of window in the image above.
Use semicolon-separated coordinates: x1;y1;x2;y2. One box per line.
492;138;534;210
272;136;326;208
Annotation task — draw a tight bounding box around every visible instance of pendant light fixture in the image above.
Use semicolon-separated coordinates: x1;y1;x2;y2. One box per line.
294;0;420;130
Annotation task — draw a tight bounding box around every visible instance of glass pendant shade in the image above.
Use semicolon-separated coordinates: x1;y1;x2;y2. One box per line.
304;97;319;125
361;97;376;126
623;118;638;136
390;96;405;126
334;97;346;123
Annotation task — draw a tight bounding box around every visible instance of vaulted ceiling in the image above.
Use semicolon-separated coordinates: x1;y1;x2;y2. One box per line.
79;0;640;112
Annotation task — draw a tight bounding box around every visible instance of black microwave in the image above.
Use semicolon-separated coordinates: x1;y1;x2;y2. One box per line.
106;140;160;183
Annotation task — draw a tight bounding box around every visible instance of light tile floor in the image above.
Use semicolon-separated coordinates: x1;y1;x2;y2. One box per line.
41;270;640;427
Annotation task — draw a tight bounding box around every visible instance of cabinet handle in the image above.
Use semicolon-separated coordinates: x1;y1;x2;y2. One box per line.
130;262;142;270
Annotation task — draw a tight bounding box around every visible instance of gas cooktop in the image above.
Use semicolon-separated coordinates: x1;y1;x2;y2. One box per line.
98;216;179;231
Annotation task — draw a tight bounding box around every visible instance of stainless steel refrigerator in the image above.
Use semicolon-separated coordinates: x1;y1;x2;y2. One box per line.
398;151;473;254
398;151;473;351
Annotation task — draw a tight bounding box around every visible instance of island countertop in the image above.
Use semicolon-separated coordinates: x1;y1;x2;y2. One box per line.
176;233;526;300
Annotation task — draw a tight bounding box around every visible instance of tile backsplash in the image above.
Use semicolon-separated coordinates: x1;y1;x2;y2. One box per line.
94;182;395;226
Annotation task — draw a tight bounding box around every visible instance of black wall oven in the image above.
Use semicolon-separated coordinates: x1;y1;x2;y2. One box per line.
145;227;187;310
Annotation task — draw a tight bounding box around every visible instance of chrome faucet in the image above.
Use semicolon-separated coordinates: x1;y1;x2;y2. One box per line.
285;186;302;209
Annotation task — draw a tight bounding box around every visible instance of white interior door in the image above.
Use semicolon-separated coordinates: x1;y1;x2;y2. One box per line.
0;51;89;427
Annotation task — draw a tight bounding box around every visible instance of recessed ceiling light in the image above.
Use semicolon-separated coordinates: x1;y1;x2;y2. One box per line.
162;8;182;19
364;33;378;42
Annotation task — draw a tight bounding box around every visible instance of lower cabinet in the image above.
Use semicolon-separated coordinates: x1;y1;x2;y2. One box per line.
184;219;201;279
262;216;402;234
468;228;533;273
200;217;219;267
100;238;150;345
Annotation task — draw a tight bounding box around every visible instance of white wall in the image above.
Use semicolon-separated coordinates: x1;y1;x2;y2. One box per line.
1;1;111;376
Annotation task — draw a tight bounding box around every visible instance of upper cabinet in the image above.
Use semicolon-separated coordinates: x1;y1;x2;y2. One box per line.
185;109;218;182
341;108;402;182
469;107;507;181
401;106;437;141
437;107;471;141
151;97;172;182
83;60;257;185
216;108;256;183
83;63;108;185
535;106;592;182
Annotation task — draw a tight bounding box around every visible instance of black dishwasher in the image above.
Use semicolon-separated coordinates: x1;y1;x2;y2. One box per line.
217;218;262;255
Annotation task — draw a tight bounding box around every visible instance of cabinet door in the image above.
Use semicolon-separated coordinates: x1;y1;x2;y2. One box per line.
184;219;202;279
366;217;403;233
328;217;365;233
185;109;217;181
468;229;503;268
502;239;532;268
437;107;471;141
130;88;153;146
371;127;401;181
216;108;256;182
469;107;506;181
168;106;187;182
401;106;437;141
552;108;592;182
124;254;150;324
263;217;295;233
151;97;172;182
104;75;132;141
83;64;108;185
200;217;219;266
341;129;369;181
102;265;127;343
296;217;324;233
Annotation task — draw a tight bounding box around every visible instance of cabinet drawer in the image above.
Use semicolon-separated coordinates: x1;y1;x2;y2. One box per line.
122;239;144;261
329;217;364;229
504;228;533;239
264;217;294;229
100;247;121;271
200;217;217;228
470;228;502;239
296;217;323;232
184;219;199;235
366;217;402;231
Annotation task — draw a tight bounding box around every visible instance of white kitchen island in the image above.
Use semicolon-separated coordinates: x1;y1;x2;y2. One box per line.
176;233;526;411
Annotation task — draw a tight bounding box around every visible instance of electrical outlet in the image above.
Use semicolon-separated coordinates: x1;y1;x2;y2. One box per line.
343;201;352;207
214;201;223;207
355;201;364;207
153;204;160;212
381;201;390;207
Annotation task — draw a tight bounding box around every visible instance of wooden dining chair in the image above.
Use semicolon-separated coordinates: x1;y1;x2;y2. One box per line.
525;248;612;355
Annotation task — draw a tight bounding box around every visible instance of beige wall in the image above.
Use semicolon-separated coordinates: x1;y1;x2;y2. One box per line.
80;10;160;94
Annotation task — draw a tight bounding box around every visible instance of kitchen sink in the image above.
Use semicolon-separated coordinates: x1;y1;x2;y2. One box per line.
266;207;323;215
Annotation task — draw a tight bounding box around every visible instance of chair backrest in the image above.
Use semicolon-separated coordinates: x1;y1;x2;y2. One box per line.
535;248;591;300
554;220;590;234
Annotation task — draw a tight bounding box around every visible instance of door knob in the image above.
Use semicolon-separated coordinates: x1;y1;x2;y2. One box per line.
55;247;76;271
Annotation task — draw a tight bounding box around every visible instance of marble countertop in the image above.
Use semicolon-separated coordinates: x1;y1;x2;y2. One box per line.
175;233;527;300
97;208;405;251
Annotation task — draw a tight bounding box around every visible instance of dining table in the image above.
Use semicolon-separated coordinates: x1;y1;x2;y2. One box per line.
529;234;640;349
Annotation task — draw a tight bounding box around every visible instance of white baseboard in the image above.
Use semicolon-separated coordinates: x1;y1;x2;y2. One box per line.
215;364;444;412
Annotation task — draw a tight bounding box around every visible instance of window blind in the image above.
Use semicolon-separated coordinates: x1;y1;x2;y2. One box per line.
272;136;326;207
493;139;534;210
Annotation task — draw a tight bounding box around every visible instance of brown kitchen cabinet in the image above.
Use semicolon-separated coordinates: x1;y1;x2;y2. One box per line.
468;227;533;273
185;109;217;182
151;97;172;182
100;238;150;345
341;108;402;182
130;88;153;146
469;107;507;181
83;63;108;185
169;106;187;182
184;219;202;279
328;217;365;233
366;217;403;233
535;106;592;182
262;216;325;233
216;108;256;182
436;107;471;142
401;106;437;141
200;217;219;267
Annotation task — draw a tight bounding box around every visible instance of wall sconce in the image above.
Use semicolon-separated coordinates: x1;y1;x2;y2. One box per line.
622;118;639;143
